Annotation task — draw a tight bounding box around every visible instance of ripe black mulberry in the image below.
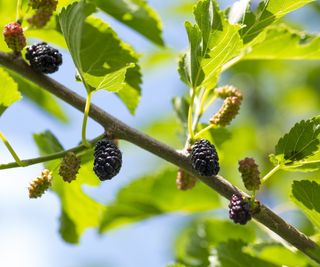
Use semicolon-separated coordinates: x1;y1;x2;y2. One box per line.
93;139;122;181
229;194;251;225
26;42;62;74
190;139;219;176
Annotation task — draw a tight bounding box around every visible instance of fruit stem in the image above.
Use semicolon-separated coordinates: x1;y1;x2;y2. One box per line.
193;124;217;139
0;134;104;170
187;89;196;141
261;165;281;184
0;131;26;167
16;0;23;22
251;190;256;201
191;87;205;131
82;91;93;148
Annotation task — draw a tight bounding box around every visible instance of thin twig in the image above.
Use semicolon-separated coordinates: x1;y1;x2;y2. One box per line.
0;134;104;170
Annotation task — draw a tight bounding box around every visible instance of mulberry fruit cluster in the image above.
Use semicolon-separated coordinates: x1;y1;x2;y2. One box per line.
3;22;26;52
93;139;122;181
190;139;220;176
26;42;62;74
59;152;81;183
28;169;52;199
176;168;197;190
238;157;261;191
28;0;58;28
228;194;252;225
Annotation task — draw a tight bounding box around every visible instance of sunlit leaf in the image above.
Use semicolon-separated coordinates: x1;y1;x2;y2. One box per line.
244;24;320;60
92;0;164;46
270;116;320;171
59;2;142;113
253;243;316;267
216;240;278;267
240;0;315;43
7;70;68;123
175;218;256;267
99;168;220;232
166;263;187;267
291;180;320;229
0;68;21;116
179;0;242;89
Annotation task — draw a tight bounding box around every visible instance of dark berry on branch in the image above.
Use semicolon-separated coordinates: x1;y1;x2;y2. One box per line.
229;194;252;225
190;139;220;176
26;42;62;74
93;139;122;181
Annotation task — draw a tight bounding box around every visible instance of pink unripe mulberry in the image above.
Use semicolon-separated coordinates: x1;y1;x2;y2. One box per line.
3;22;26;52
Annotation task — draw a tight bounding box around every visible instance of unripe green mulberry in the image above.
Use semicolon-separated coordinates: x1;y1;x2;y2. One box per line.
28;0;58;28
59;152;81;183
210;96;242;127
28;169;52;198
215;85;243;99
176;168;197;190
28;0;58;11
28;9;53;28
238;157;261;191
3;22;26;52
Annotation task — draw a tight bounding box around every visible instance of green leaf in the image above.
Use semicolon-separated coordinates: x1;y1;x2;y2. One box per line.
253;243;316;267
216;240;278;267
244;24;320;60
176;218;256;267
0;68;21;116
179;0;242;89
7;70;68;123
33;131;105;243
143;117;182;148
59;2;142;113
291;180;320;229
92;0;164;46
99;168;220;232
270;116;320;170
172;96;190;126
184;21;203;88
166;264;187;267
240;0;315;43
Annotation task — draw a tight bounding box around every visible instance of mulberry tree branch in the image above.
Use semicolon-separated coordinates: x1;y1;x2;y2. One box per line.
0;52;320;263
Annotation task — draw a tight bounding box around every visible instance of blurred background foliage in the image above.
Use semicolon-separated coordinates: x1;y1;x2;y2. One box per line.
0;0;320;266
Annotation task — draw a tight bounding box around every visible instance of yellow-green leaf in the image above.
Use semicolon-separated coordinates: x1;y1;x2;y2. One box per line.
0;68;21;116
